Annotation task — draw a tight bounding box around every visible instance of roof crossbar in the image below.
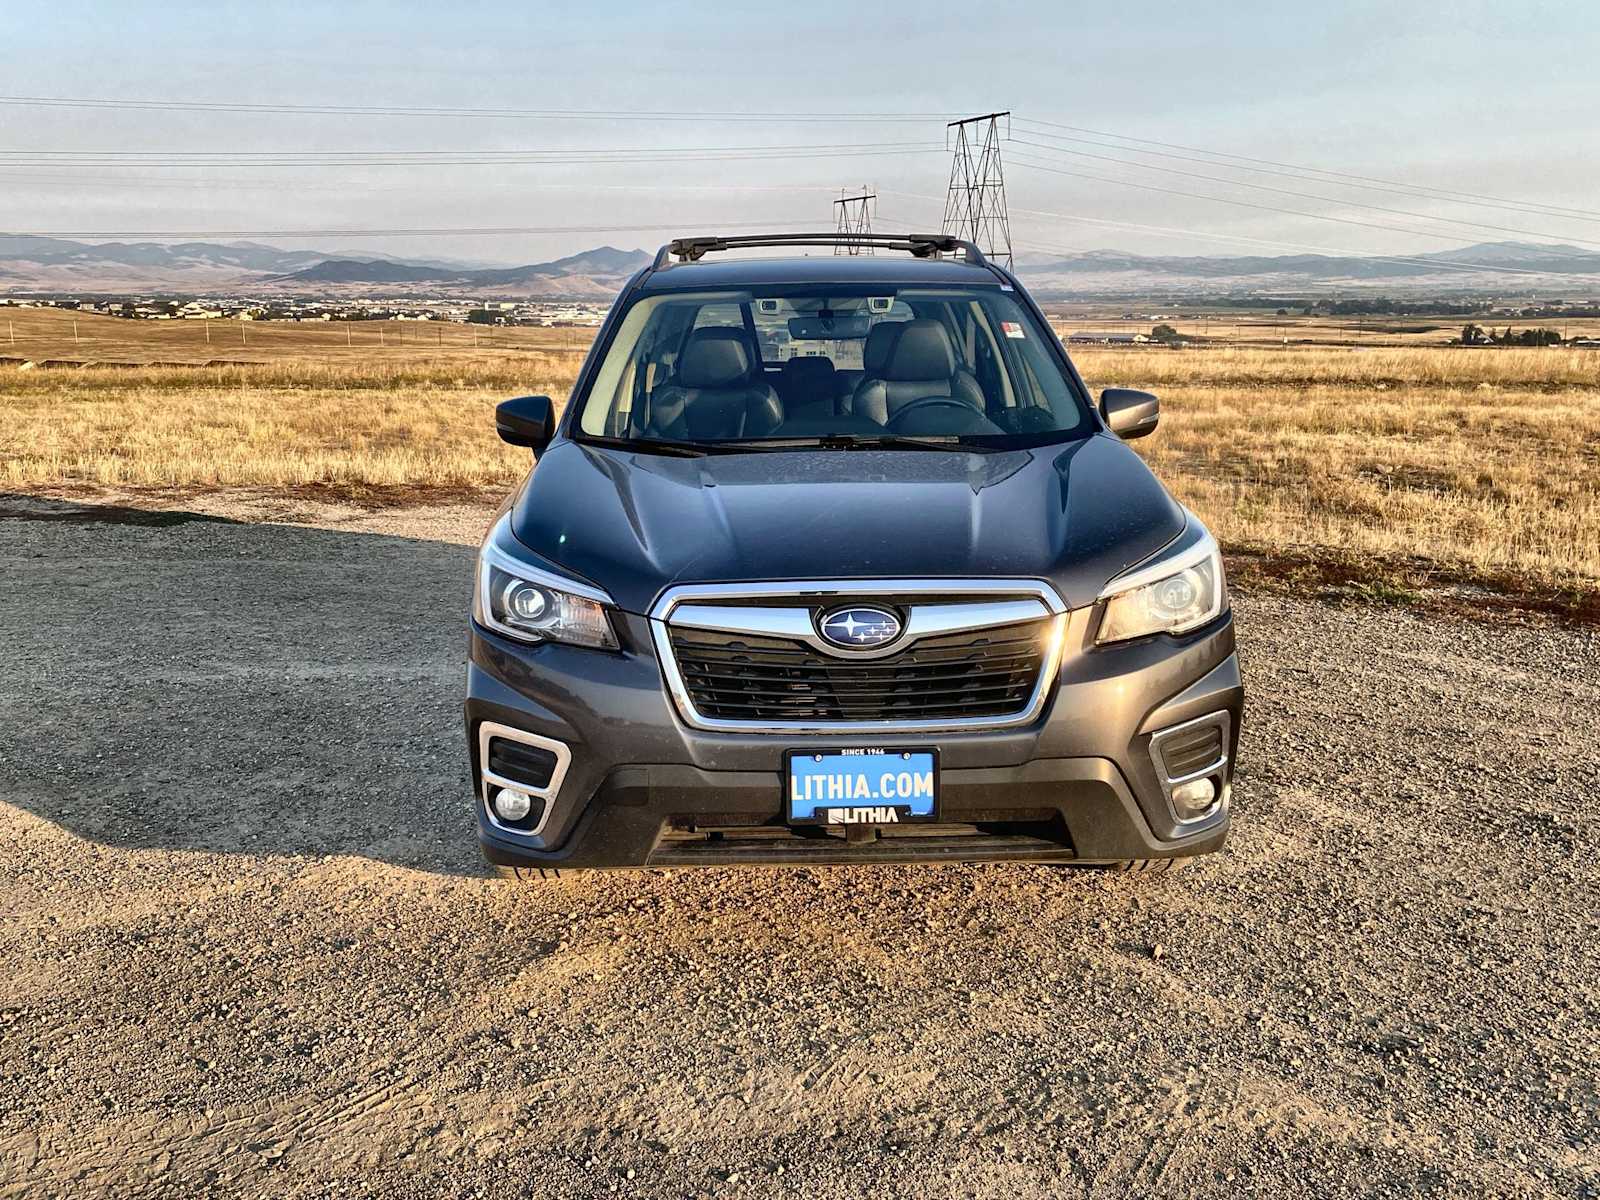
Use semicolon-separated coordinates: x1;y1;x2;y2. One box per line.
653;232;987;270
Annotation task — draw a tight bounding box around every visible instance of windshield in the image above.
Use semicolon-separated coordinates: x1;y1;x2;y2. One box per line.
574;284;1092;449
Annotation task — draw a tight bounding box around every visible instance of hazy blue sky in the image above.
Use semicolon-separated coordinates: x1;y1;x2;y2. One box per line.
1;0;1596;264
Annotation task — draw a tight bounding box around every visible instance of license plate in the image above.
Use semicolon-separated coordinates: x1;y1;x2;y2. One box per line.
785;748;938;825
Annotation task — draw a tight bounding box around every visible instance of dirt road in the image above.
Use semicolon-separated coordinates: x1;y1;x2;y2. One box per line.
2;496;1596;1198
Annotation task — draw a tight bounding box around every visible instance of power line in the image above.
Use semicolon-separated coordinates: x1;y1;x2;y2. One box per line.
879;188;1600;281
1013;116;1600;224
0;138;934;159
0;172;843;192
942;112;1013;268
1;218;820;240
0;145;944;170
1007;136;1600;248
833;187;875;254
0;93;952;122
1004;154;1600;251
1010;121;1600;226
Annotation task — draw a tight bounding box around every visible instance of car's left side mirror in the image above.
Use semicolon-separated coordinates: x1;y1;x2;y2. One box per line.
1099;388;1160;439
496;395;555;451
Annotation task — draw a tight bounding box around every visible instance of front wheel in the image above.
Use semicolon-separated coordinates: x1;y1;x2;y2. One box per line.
494;864;568;882
1105;857;1192;874
1050;857;1194;874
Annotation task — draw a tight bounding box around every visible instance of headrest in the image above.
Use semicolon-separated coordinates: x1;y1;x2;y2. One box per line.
678;327;752;388
882;319;956;382
861;321;902;374
781;356;836;383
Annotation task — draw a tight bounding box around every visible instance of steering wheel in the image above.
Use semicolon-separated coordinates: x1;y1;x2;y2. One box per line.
885;395;990;432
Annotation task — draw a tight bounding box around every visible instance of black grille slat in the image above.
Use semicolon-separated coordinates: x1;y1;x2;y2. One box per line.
1158;726;1224;778
487;738;558;789
673;654;1043;679
682;684;1034;705
670;615;1050;723
678;668;1037;692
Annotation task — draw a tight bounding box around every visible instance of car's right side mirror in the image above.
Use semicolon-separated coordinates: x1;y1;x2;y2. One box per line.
495;395;555;452
1099;388;1160;439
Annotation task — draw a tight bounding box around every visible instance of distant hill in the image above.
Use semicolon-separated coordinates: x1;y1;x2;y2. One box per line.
1014;241;1600;297
283;259;460;285
3;234;1597;298
268;245;654;297
0;236;496;294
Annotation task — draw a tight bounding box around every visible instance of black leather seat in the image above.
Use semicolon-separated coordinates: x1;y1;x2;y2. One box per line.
834;320;898;412
643;328;783;440
848;319;986;426
775;355;838;420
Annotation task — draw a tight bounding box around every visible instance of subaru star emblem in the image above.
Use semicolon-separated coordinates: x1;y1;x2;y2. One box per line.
818;606;902;650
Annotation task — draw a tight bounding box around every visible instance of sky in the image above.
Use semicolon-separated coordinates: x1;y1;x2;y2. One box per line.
1;0;1597;266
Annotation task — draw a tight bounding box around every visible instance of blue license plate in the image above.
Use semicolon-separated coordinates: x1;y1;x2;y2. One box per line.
785;748;939;825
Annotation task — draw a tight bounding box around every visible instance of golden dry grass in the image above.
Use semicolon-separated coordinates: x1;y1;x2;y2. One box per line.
1073;345;1600;604
3;307;1597;608
0;303;587;363
1;357;567;493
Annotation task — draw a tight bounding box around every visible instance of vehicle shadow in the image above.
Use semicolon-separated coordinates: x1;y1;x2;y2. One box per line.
0;494;488;876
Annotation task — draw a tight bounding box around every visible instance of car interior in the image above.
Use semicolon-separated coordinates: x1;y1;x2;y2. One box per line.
594;290;1083;443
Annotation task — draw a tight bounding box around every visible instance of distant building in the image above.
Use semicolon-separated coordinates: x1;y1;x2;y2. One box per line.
1067;332;1148;345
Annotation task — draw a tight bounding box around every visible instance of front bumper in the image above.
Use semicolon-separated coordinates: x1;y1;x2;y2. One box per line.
465;605;1243;870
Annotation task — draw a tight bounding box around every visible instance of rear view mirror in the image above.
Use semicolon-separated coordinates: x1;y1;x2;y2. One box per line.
787;314;870;340
496;395;555;451
1099;388;1160;440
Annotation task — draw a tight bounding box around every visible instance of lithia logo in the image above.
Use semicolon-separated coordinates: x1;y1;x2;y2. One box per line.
817;606;902;650
825;806;902;825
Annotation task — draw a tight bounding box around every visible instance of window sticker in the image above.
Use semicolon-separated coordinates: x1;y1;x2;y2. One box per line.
1001;320;1026;339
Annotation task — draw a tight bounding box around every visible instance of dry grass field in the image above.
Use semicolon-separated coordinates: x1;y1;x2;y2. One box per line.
4;305;1598;616
1072;345;1600;613
1045;310;1600;348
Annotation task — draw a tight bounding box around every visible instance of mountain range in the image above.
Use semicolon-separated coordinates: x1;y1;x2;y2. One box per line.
2;235;1597;298
1012;241;1600;296
272;246;653;297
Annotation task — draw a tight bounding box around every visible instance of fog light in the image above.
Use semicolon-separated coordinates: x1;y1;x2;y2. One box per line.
493;787;533;822
1170;777;1217;818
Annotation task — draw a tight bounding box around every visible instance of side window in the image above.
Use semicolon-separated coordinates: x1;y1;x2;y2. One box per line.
962;300;1012;409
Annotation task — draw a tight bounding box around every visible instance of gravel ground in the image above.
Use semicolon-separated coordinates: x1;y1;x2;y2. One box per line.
1;495;1597;1199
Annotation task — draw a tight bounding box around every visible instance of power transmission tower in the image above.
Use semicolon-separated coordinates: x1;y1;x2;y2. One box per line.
941;112;1013;268
833;187;875;254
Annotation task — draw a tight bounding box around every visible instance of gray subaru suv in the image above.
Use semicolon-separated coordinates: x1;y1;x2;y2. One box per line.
467;233;1241;877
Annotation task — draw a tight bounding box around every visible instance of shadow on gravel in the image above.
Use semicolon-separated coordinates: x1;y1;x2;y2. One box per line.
0;495;486;876
0;496;240;527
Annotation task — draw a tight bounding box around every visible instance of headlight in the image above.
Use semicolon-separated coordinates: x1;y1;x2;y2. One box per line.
474;517;619;650
1097;526;1226;644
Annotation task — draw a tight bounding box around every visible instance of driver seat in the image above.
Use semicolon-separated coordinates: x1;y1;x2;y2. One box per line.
848;319;984;426
643;328;783;440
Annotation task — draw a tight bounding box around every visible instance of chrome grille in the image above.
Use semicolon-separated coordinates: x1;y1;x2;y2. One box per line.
669;620;1051;723
649;579;1069;733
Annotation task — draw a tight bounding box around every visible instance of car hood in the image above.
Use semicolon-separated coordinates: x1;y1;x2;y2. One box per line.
509;436;1186;614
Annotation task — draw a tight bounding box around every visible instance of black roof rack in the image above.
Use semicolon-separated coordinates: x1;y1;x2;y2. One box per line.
653;232;986;270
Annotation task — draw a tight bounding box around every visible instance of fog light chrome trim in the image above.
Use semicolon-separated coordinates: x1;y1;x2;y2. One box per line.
1148;710;1231;827
477;721;571;838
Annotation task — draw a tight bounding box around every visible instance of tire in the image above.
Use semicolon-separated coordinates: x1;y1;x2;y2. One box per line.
1105;857;1192;874
494;864;567;882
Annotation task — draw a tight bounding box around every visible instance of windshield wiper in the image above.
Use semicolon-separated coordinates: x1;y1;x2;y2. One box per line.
714;434;983;453
580;435;752;458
